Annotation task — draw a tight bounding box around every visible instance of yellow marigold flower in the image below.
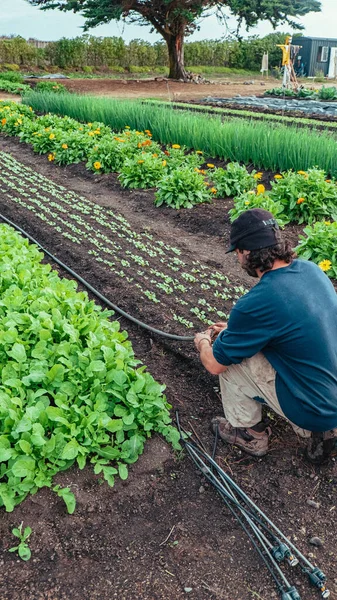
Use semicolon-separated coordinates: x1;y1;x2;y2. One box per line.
141;139;151;147
297;197;305;205
256;184;265;196
135;131;141;135
1;118;6;125
137;142;142;148
245;200;250;205
196;150;203;155
326;179;331;183
16;118;22;124
144;129;151;134
210;187;217;194
62;143;68;149
152;153;158;158
48;153;55;162
45;127;50;131
49;133;55;140
29;107;33;111
125;125;130;129
318;259;332;272
324;221;331;225
254;172;263;180
79;127;83;131
297;170;306;175
33;131;38;136
138;160;145;164
162;160;167;167
207;163;215;168
93;161;101;170
94;129;101;135
88;123;92;127
88;131;95;136
204;181;210;186
274;174;283;179
172;144;181;149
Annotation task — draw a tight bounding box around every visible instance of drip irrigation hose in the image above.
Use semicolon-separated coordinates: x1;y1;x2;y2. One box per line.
176;414;330;599
0;213;195;342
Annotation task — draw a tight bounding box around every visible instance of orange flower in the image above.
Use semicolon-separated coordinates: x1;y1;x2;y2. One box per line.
152;153;158;158
164;150;170;156
326;179;331;183
297;197;305;204
1;118;6;126
48;153;55;162
141;139;152;147
61;143;68;149
210;187;217;194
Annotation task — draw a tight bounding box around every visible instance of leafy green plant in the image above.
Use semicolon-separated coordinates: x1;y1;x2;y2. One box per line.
211;163;257;198
119;152;166;189
0;223;180;513
0;80;30;95
35;81;69;94
270;169;337;224
165;146;203;172
155;168;212;209
0;71;24;83
229;191;289;226
318;86;337;100
296;221;337;278
9;523;32;561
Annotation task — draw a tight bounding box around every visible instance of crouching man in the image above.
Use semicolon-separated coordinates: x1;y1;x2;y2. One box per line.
195;209;337;463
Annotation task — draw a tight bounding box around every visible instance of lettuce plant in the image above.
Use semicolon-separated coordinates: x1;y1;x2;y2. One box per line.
0;224;180;513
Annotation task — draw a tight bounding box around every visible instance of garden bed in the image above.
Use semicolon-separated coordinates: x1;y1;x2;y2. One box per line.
0;134;336;600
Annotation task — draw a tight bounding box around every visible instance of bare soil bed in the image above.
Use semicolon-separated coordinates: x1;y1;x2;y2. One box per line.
37;76;279;101
0;135;336;600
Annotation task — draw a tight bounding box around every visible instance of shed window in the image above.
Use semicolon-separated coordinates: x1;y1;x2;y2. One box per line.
317;46;329;62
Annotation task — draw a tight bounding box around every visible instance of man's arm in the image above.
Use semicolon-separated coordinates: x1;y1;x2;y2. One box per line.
194;333;227;376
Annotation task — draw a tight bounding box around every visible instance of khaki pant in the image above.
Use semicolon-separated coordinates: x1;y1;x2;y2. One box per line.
219;352;311;438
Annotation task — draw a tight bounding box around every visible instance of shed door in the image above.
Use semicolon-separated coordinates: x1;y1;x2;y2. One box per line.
328;48;337;78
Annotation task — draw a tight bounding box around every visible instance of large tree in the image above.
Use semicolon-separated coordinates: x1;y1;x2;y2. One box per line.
27;0;321;80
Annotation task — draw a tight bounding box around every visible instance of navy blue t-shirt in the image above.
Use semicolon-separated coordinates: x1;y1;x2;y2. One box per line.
212;260;337;431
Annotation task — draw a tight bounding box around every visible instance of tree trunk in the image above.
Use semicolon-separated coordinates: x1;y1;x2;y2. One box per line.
167;33;187;80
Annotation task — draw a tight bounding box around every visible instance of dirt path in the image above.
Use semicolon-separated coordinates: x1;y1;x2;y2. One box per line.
0;136;336;600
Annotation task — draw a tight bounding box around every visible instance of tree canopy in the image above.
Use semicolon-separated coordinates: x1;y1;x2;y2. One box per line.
27;0;322;79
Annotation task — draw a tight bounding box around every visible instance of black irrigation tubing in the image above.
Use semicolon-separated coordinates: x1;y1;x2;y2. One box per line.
0;212;195;342
176;413;330;599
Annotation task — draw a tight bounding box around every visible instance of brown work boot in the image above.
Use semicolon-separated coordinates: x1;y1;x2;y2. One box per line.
305;429;337;464
211;416;271;457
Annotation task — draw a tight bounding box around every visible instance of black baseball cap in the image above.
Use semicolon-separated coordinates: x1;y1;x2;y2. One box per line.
226;208;280;253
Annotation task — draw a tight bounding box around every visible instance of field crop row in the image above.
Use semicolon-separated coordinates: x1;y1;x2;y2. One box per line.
23;92;337;176
0;221;181;513
0;151;247;331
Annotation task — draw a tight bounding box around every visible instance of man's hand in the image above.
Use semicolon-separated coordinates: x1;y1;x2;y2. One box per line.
207;322;227;339
194;331;212;352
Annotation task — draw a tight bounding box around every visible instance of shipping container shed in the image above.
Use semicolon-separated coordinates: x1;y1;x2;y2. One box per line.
298;37;337;78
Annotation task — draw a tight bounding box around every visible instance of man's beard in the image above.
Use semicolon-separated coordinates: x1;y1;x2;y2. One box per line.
241;255;259;278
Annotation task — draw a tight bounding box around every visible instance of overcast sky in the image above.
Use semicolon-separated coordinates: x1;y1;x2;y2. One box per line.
0;0;336;42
